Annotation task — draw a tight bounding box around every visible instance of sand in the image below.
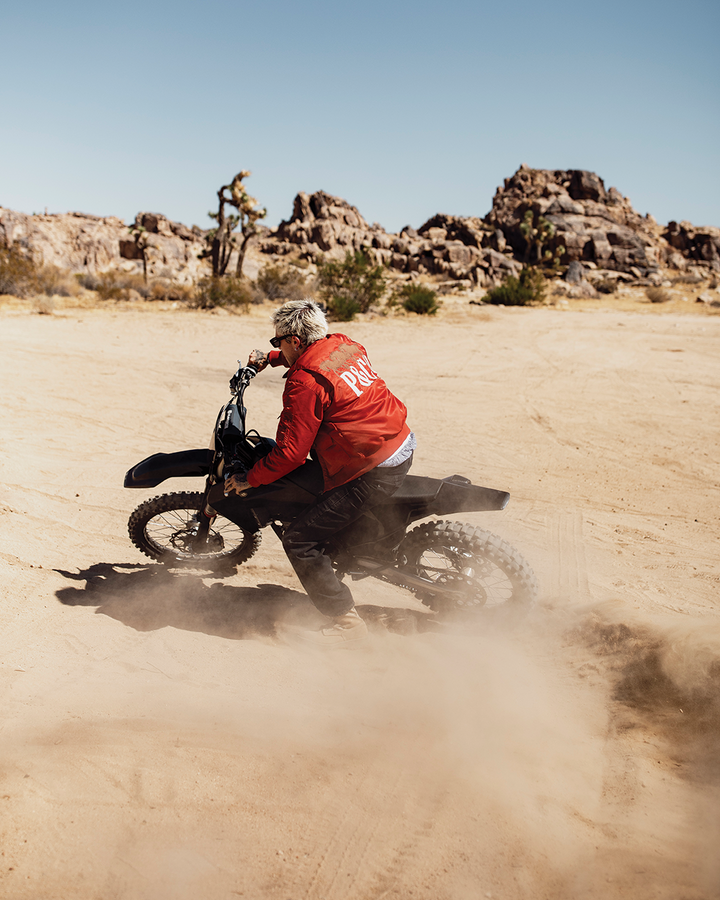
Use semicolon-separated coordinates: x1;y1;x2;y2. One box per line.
1;296;719;899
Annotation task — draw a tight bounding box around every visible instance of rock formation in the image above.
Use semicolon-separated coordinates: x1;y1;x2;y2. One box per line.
258;165;719;284
663;220;720;270
261;191;521;286
2;166;717;294
0;208;209;284
486;165;664;275
120;212;208;282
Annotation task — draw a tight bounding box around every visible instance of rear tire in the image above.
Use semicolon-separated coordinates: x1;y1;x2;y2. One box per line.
128;491;261;572
398;520;538;617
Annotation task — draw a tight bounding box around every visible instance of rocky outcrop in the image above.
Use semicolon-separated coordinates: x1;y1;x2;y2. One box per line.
261;192;521;286
120;212;209;282
258;166;718;285
0;209;129;273
485;164;666;275
663;220;720;270
0;208;209;284
2;166;717;293
263;191;380;258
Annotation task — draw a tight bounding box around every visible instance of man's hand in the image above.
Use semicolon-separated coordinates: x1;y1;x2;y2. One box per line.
248;349;269;372
224;475;252;496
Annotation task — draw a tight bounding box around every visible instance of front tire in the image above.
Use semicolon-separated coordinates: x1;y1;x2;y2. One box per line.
128;491;261;572
398;520;538;616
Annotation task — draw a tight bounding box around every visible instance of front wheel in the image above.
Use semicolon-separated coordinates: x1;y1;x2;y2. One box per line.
128;491;261;572
397;520;538;617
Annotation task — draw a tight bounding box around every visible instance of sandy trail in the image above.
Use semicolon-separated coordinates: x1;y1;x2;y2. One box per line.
1;301;719;899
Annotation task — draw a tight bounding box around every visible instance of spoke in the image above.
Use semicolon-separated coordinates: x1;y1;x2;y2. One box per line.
145;507;246;560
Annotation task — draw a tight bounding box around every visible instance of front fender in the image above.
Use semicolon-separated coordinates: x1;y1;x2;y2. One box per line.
124;449;212;488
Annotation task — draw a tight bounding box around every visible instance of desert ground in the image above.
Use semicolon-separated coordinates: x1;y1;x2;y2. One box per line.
1;292;719;900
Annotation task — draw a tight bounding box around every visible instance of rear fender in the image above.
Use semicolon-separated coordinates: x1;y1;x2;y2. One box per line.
433;475;509;514
379;474;509;528
124;449;212;488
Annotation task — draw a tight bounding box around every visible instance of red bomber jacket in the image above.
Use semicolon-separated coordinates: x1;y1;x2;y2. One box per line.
246;334;411;491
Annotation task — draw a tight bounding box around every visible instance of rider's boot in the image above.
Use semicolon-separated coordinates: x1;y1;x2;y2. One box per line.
294;607;369;647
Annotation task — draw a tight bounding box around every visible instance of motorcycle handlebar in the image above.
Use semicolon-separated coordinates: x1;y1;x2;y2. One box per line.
229;364;258;394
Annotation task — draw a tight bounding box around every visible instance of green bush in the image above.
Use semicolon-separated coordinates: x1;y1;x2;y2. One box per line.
483;267;546;306
0;245;37;297
257;263;307;302
192;276;253;310
317;250;387;321
395;283;440;315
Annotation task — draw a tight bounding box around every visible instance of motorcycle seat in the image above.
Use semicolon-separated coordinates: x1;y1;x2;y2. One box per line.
386;475;442;502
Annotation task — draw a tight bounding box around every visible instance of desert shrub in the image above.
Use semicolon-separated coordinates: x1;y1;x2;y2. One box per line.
104;272;143;300
33;295;55;315
594;277;618;295
191;276;254;310
0;245;37;297
76;272;100;291
646;286;672;303
33;265;80;297
257;263;307;302
317;250;387;321
483;267;546;306
89;270;149;301
395;283;440;315
146;280;195;303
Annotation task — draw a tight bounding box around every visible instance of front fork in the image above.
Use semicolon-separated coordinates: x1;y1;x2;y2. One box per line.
194;479;218;548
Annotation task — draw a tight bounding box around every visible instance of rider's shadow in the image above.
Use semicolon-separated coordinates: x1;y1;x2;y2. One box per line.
53;563;318;641
54;563;435;640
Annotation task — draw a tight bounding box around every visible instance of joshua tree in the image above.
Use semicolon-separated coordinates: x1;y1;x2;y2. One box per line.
208;170;267;278
520;209;563;266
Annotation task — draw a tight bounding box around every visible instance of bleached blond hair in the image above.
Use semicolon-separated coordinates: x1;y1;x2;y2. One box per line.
272;299;328;345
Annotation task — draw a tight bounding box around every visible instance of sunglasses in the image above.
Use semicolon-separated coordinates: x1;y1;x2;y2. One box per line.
270;334;297;349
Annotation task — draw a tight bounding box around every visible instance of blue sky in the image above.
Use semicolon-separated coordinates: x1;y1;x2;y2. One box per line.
2;0;718;232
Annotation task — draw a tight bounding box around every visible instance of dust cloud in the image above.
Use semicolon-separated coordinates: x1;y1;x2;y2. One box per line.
6;569;719;899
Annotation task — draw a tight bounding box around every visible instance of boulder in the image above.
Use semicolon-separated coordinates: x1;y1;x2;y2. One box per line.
268;191;375;260
565;260;585;283
664;221;720;271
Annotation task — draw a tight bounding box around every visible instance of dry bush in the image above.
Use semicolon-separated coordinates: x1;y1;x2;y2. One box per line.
0;245;37;297
646;286;672;304
35;265;80;297
191;276;257;310
594;277;618;295
147;279;195;303
256;263;308;302
95;271;150;301
33;294;56;315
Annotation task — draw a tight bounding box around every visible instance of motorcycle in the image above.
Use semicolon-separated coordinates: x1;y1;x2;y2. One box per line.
124;363;538;618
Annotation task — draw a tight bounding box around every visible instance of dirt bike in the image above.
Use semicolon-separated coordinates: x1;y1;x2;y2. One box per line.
124;363;538;618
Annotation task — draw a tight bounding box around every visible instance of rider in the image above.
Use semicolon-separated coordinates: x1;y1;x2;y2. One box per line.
224;299;415;646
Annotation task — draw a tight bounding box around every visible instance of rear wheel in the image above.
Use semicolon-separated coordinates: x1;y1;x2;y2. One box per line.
398;520;538;616
128;491;261;572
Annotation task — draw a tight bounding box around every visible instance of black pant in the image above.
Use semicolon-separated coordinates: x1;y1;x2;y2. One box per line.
281;455;412;618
